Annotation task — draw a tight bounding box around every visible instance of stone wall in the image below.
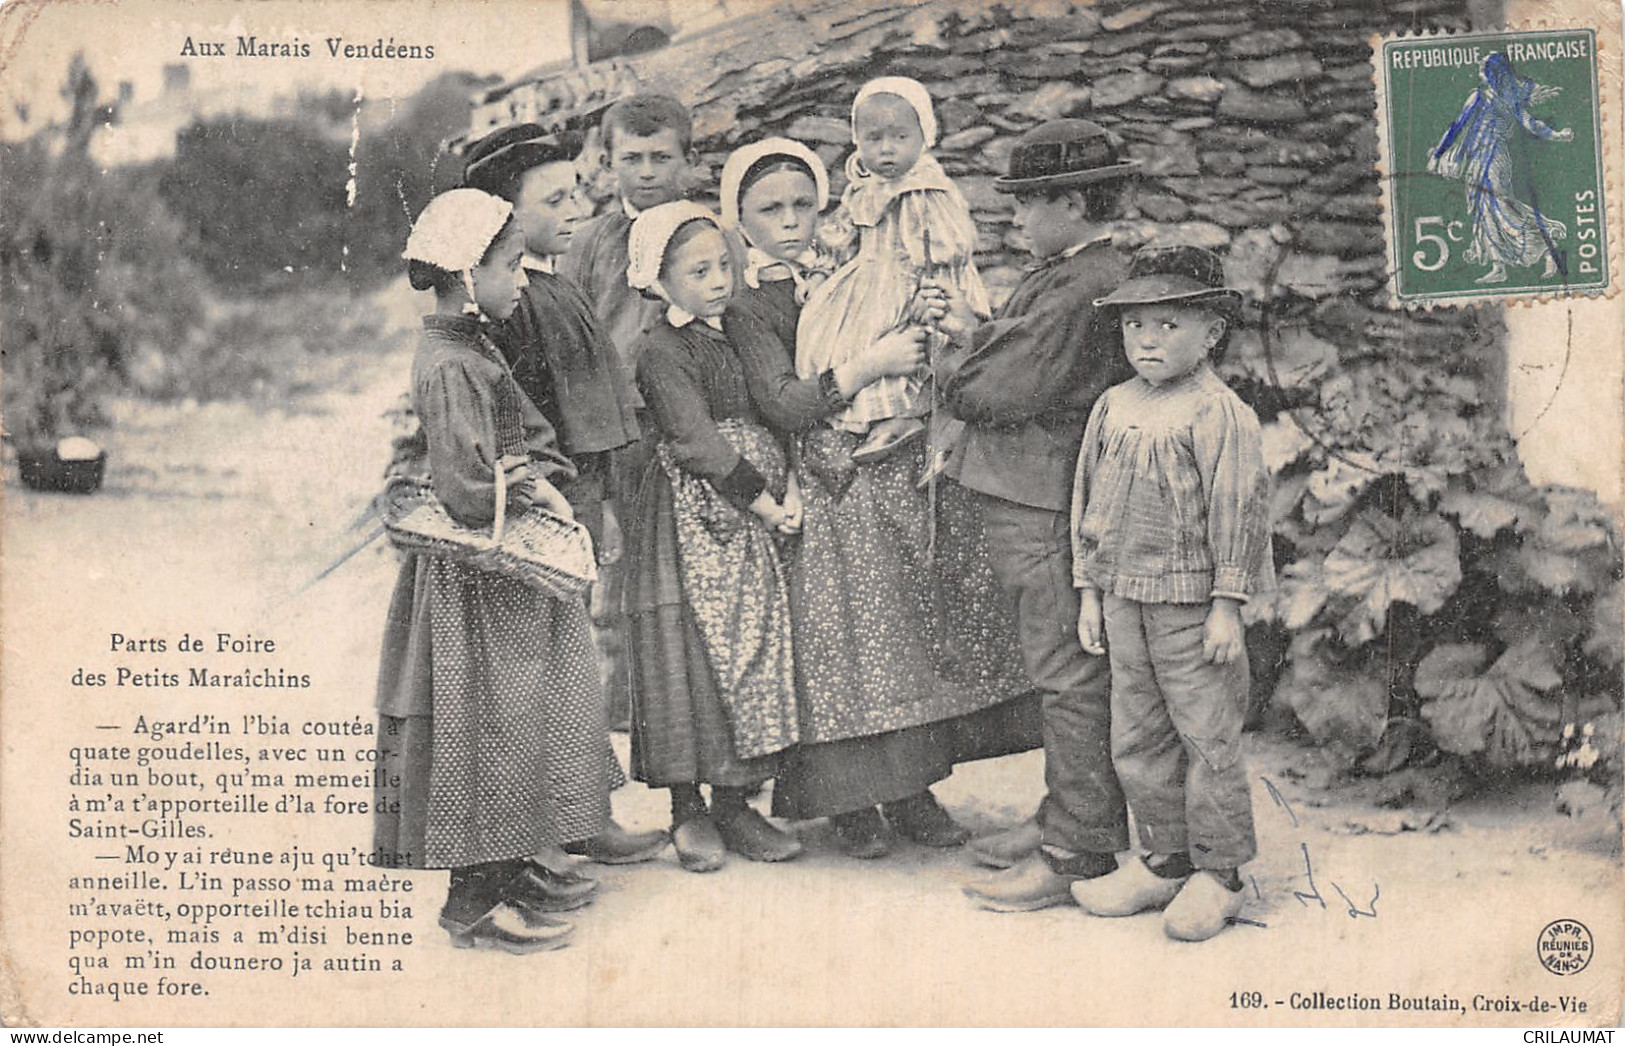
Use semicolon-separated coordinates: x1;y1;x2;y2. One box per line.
578;0;1500;385
697;0;1436;302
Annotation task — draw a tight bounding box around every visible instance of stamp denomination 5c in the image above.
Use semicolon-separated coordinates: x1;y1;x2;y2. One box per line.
1375;28;1611;305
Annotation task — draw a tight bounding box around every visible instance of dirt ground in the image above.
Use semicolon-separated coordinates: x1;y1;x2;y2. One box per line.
3;281;1620;1027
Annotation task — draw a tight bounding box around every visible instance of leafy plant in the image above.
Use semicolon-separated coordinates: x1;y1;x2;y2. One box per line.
1;56;204;447
1229;289;1623;802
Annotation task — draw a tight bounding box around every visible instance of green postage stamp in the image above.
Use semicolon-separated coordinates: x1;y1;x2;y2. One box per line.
1376;27;1612;305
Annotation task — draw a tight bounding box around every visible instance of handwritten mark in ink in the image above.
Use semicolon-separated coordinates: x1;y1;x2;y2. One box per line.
1260;776;1298;828
1292;842;1326;909
1331;879;1380;919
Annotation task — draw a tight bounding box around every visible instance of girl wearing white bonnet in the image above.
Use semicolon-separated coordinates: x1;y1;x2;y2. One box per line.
795;75;991;466
753;104;1036;858
718;136;927;438
375;188;616;954
619;200;806;873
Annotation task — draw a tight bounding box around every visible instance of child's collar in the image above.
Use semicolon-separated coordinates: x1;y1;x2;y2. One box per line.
1028;233;1113;270
743;246;822;303
521;252;555;274
667;303;724;332
1059;233;1112;259
844;152;955;227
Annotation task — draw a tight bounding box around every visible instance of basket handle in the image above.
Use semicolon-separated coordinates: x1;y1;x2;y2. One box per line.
493;457;507;544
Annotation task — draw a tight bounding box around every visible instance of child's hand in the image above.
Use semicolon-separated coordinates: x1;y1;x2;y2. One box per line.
1076;588;1106;655
867;327;928;380
907;282;950;326
919;278;976;339
500;457;537;512
748;490;789;531
1203;598;1245;665
530;478;575;522
779;473;803;535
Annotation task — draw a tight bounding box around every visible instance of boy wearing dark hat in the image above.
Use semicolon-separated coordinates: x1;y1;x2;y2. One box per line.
462;123;669;869
463;123;641;552
927;119;1137;913
1069;244;1274;941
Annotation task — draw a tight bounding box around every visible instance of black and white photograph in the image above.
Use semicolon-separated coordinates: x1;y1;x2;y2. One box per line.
0;0;1620;1028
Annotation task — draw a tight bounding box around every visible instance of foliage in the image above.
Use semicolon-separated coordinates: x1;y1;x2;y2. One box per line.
1228;296;1623;798
157;117;353;290
0;57;205;446
152;71;483;292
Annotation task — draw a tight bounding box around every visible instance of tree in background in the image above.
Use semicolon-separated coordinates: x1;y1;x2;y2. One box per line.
342;71;491;283
153;71;492;292
158;115;351;291
0;55;204;446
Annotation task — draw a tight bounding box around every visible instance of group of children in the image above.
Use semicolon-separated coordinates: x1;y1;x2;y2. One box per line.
375;75;1275;954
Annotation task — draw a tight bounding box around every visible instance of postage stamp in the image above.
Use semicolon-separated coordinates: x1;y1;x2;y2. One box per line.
1375;27;1612;305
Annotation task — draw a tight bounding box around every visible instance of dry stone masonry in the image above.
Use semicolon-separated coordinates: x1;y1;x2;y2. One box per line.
565;0;1495;371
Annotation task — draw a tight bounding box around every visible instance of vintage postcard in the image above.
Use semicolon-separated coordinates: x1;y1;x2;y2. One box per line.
1;0;1621;1029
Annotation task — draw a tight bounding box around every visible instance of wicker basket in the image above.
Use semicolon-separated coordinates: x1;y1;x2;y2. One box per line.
382;469;596;599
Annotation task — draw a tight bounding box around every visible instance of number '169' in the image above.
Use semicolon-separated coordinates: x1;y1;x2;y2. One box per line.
1411;216;1464;272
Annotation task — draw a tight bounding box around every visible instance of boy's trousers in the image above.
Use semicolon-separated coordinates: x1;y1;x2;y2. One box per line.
1102;595;1256;869
976;492;1129;856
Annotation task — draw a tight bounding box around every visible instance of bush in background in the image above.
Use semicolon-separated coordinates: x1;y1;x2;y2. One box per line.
0;57;205;446
157;116;352;291
3;58;483;445
152;71;488;292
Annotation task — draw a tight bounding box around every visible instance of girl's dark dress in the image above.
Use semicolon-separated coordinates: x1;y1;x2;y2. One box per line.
623;316;797;788
374;314;616;868
724;276;1041;820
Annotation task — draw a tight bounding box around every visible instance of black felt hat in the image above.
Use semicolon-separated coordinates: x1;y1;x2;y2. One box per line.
993;119;1141;193
462;123;582;193
1093;244;1243;312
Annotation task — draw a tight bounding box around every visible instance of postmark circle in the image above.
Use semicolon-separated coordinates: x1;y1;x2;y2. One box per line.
1538;919;1594;976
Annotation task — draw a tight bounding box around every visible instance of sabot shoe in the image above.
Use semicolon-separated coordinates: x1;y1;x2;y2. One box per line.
673;815;727;873
832;807;892;859
963;853;1076;913
521;859;599;901
966;818;1042;869
440;901;573;954
1070;857;1187;917
508;865;596;913
1162;871;1246;942
565;821;671;865
882;791;970;848
716;806;804;862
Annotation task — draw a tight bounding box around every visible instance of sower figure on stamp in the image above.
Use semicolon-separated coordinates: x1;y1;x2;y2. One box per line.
1069;245;1275;942
460;124;670;869
921;121;1139;912
1429;52;1575;285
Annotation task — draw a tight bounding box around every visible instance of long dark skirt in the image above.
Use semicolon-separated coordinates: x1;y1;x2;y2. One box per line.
623;462;780;788
774;428;1041;818
372;554;616;868
772;694;1041;818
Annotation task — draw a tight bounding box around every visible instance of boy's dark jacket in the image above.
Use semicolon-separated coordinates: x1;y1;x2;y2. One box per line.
495;267;641;458
939;240;1134;513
